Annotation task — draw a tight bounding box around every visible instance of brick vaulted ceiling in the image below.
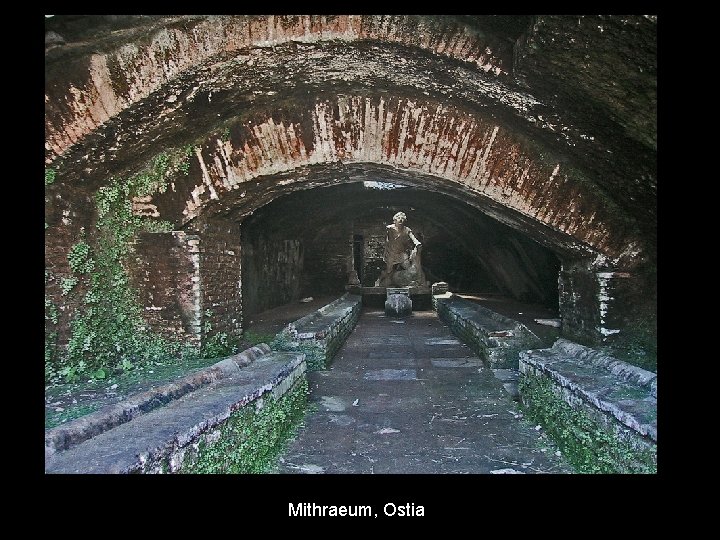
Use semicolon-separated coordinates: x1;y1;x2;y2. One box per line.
45;15;656;270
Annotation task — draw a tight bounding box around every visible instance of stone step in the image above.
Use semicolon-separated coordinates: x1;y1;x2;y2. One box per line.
519;339;657;442
433;293;542;369
45;351;305;474
45;344;272;459
274;293;362;369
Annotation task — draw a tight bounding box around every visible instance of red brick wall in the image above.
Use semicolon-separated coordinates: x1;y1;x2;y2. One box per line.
44;184;96;349
199;222;243;340
128;231;201;344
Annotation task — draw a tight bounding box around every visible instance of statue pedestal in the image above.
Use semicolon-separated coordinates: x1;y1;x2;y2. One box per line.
345;285;432;311
386;287;411;297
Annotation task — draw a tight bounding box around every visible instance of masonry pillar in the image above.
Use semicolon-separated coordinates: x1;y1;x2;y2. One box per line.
130;222;244;346
558;259;656;358
198;220;243;342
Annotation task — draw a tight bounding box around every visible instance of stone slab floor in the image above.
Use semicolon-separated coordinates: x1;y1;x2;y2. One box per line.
274;308;570;474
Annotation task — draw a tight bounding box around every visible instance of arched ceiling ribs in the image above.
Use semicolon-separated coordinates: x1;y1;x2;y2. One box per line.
145;95;644;269
45;14;518;163
45;15;655;271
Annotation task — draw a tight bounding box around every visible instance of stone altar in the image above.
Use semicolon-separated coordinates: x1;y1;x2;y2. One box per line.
385;287;412;317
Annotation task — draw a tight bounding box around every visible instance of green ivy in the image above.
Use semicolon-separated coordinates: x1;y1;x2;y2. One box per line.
519;374;656;474
178;145;195;175
45;297;59;325
45;267;60;380
180;377;308;473
45;147;227;385
52;152;189;382
60;277;78;296
45;325;58;381
200;310;240;359
68;236;94;275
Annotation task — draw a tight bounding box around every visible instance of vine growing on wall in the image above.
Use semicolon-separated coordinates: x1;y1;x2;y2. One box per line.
45;269;59;381
61;154;175;380
48;148;237;384
45;167;59;379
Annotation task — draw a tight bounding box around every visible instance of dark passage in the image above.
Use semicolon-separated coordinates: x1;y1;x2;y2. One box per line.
353;234;364;284
241;183;562;318
274;309;569;474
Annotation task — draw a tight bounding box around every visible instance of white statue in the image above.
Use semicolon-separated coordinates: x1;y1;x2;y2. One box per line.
375;212;427;287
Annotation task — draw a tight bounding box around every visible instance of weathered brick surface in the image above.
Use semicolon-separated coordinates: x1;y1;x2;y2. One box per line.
558;260;655;349
45;15;512;165
46;48;648;272
44;15;654;272
596;270;656;354
558;260;602;345
162;95;634;266
130;223;245;345
129;231;201;343
44;185;97;349
47;217;243;356
200;221;243;340
241;235;303;318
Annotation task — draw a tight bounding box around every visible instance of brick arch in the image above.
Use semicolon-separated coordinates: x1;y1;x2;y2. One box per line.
45;15;511;163
150;95;640;268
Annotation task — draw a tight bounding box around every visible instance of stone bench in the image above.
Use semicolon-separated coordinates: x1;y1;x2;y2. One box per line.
518;339;657;473
272;293;362;370
45;346;307;474
433;293;542;369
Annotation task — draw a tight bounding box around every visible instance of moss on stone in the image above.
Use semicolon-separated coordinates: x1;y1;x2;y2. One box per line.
271;337;327;370
519;373;656;474
179;377;308;473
